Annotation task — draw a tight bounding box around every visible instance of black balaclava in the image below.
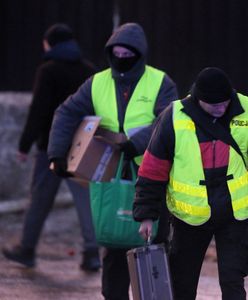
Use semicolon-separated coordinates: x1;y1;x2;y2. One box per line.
192;67;233;103
110;44;140;73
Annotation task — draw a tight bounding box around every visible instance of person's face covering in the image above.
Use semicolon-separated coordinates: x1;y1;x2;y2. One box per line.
111;45;139;73
199;99;231;118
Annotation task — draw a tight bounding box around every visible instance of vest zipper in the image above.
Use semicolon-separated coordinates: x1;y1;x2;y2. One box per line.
212;118;217;170
212;140;216;169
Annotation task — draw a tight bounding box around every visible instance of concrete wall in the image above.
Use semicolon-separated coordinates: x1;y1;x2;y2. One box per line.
0;92;69;202
0;92;32;200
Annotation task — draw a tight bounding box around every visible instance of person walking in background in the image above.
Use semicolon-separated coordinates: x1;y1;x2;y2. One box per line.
134;67;248;300
2;23;101;271
47;22;178;300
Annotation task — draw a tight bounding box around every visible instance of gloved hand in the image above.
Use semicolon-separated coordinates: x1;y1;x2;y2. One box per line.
117;140;138;160
50;157;72;178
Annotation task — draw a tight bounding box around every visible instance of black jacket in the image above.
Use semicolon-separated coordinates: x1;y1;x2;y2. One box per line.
19;40;95;153
133;93;246;225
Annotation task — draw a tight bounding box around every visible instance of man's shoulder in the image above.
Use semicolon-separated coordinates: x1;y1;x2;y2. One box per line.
37;60;87;81
146;65;165;75
38;59;82;72
146;65;178;89
37;60;59;74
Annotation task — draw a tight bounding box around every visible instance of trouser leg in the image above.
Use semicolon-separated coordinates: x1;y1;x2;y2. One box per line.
21;151;61;249
102;248;130;300
66;179;98;250
169;219;213;300
215;220;247;300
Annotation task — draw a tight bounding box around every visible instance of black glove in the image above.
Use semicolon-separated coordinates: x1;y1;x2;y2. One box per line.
117;140;138;160
50;157;72;178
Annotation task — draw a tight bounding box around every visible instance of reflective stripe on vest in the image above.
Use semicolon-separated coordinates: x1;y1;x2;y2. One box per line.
91;66;165;165
167;95;248;225
227;93;248;219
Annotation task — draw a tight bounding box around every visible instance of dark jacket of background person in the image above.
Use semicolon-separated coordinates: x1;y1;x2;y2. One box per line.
48;22;178;300
2;24;101;273
19;40;94;153
133;67;248;300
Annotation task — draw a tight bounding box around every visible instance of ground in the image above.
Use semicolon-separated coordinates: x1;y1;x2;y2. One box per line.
0;205;246;299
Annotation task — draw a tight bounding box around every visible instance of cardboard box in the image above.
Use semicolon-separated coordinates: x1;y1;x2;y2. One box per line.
67;116;126;186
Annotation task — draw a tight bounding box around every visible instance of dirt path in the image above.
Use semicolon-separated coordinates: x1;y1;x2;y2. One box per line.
0;205;246;299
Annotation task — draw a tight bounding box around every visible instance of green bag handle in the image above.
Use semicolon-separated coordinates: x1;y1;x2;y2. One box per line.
115;152;136;183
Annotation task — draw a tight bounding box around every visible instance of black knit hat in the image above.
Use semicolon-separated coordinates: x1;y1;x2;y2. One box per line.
193;67;233;103
43;23;74;47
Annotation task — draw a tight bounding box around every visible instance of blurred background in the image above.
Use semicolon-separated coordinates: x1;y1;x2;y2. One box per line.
1;0;248;202
1;0;248;95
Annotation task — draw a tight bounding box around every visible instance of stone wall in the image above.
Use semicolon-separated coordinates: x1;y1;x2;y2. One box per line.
0;92;69;202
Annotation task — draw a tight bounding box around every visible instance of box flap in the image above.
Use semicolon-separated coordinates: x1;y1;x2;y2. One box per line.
67;116;101;169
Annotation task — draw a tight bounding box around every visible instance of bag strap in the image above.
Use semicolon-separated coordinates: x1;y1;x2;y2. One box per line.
130;160;136;183
115;153;137;182
115;153;124;180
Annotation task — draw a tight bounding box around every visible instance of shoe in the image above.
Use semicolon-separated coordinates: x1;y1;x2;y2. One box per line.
2;245;35;267
80;249;101;272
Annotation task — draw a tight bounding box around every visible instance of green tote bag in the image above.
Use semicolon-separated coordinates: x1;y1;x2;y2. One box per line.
90;153;158;248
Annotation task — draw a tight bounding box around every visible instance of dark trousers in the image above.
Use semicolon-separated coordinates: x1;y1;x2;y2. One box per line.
101;202;171;300
21;151;98;251
169;218;248;300
102;248;130;300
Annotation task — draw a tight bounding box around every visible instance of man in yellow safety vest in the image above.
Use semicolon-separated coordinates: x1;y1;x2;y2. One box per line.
134;67;248;300
48;22;178;300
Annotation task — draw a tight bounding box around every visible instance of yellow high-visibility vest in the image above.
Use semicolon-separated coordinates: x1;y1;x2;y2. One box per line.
167;94;248;225
92;66;165;165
